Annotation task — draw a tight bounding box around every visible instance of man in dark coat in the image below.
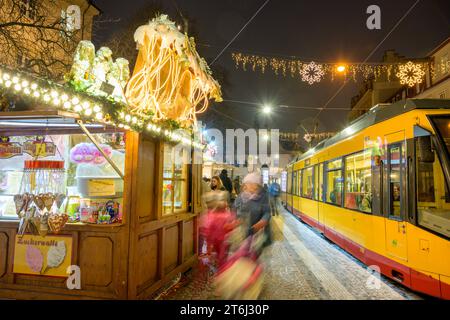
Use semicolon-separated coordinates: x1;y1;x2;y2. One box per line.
219;169;233;194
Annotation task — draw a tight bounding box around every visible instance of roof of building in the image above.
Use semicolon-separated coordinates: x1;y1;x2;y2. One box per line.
290;98;450;164
87;0;102;14
427;37;450;57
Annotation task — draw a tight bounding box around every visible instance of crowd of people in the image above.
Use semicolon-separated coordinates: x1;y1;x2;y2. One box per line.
198;169;282;299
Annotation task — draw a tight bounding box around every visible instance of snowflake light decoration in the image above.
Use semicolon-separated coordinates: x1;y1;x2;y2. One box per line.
396;61;426;87
300;61;325;85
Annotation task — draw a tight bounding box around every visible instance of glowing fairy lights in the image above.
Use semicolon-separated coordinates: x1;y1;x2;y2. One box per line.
300;61;325;85
124;15;222;127
232;52;429;87
396;61;426;88
0;65;204;149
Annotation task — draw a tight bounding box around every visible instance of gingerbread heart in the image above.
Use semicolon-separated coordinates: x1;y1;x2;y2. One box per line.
33;194;45;211
43;193;56;212
38;213;49;237
48;213;68;234
14;194;26;216
54;193;66;209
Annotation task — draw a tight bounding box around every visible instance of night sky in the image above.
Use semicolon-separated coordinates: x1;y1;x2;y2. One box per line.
92;0;450;135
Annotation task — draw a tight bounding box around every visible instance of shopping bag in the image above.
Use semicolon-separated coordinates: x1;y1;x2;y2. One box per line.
213;256;263;300
250;228;267;254
226;224;246;253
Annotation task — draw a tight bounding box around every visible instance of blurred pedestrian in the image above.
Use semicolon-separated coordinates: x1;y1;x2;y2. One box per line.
233;176;241;195
234;172;272;250
268;180;281;216
211;175;225;191
219;169;233;193
201;191;237;269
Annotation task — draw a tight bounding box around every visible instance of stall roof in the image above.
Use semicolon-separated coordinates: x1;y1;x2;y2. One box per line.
0;110;123;136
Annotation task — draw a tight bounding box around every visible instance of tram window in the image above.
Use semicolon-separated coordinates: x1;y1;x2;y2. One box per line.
416;138;450;238
287;172;292;194
345;151;372;213
297;170;302;196
302;167;313;199
293;171;297;195
388;145;403;218
325;159;343;206
319;163;324;202
314;165;319;200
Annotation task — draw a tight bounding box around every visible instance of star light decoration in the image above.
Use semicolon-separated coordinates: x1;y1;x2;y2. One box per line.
396;61;426;87
300;61;325;85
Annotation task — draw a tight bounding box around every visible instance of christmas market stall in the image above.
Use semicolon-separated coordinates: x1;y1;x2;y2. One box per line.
0;15;222;299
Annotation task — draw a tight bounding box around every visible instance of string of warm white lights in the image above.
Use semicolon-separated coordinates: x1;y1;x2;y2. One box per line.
231;52;431;88
124;15;222;127
0;66;204;149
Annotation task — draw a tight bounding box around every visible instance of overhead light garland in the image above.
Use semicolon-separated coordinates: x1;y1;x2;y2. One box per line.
231;52;430;87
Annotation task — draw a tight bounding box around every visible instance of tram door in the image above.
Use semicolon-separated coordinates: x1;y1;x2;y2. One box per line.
384;138;408;262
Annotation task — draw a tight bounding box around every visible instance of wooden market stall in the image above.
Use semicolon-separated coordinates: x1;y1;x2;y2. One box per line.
0;14;221;299
0;110;203;299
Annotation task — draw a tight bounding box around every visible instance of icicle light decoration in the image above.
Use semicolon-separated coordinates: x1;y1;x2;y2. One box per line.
125;15;222;127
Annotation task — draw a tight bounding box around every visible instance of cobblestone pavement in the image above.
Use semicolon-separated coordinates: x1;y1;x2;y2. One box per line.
163;207;423;300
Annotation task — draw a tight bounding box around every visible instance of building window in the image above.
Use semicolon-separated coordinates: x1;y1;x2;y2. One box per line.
325;158;343;205
439;53;449;77
19;0;38;20
162;144;189;215
302;167;313;199
345;151;372;213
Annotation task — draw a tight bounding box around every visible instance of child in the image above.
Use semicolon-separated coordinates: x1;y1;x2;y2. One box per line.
201;190;236;269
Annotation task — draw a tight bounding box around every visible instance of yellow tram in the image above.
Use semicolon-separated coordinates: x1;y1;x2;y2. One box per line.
284;99;450;299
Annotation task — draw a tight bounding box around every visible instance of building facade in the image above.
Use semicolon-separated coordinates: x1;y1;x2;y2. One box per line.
349;38;450;122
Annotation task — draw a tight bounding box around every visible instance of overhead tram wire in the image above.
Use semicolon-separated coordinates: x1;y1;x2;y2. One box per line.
207;106;253;129
312;0;422;122
210;0;271;66
222;99;350;111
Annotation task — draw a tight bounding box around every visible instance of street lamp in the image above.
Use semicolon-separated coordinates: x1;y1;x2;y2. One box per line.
336;64;346;73
262;105;272;114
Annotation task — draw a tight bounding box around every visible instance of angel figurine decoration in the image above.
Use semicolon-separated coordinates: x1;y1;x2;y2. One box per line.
65;40;96;91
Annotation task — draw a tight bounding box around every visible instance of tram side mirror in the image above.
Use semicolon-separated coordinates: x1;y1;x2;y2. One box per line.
414;125;434;163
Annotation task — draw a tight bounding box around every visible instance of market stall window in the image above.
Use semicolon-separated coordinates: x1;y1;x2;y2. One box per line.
162;143;189;215
0;131;126;230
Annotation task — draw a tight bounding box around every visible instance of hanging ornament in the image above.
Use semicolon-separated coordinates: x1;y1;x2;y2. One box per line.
300;61;325;85
396;61;426;87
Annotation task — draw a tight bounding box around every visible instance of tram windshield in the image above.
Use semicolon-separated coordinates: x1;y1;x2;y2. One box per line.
431;116;450;157
416;118;450;238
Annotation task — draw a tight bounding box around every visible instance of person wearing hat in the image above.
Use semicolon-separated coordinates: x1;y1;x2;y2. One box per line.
233;172;272;249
